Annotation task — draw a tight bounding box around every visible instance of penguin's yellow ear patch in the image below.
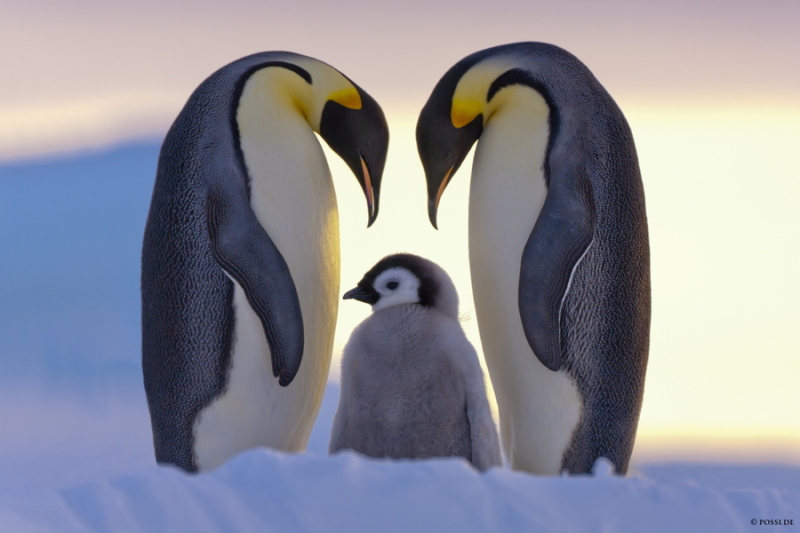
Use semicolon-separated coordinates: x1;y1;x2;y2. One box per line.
451;99;482;128
329;88;362;110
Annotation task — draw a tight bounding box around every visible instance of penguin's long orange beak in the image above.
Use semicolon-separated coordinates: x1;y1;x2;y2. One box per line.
362;156;377;227
427;166;454;230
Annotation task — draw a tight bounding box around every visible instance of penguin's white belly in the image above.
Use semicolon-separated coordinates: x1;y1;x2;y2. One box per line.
193;188;337;471
469;86;582;474
193;283;314;470
193;83;338;471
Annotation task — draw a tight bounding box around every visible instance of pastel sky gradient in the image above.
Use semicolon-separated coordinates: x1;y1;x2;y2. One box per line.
2;0;798;157
1;0;798;463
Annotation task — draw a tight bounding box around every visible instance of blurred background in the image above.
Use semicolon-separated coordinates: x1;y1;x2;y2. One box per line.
1;0;798;489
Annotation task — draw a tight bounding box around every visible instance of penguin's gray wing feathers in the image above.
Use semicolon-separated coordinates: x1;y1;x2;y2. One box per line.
206;186;304;386
519;174;595;372
448;325;502;470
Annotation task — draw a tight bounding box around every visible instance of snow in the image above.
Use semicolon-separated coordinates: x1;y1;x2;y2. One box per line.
1;447;798;533
1;380;797;533
1;143;798;531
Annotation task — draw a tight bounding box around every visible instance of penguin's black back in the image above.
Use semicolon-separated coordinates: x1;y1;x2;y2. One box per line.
510;43;651;474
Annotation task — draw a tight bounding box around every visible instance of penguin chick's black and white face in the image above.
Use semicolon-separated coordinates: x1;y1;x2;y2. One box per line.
365;267;423;311
343;254;460;318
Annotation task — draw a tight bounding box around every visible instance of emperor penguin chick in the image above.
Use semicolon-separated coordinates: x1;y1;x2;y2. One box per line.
330;253;501;471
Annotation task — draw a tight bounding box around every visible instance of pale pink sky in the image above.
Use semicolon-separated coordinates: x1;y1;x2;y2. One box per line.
2;0;798;110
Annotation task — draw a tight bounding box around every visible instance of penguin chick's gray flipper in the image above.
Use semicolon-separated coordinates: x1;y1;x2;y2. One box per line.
519;170;596;371
206;187;303;385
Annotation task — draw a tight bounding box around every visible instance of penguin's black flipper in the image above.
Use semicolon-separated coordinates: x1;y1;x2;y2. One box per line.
518;176;595;371
206;188;303;386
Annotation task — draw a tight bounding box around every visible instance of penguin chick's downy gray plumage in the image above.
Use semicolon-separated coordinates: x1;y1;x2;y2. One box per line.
330;254;501;471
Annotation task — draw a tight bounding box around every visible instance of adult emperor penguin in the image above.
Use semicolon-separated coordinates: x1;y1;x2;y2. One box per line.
416;42;650;475
141;52;389;472
330;254;501;471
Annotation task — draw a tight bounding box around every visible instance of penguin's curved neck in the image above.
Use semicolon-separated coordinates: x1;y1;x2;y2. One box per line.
234;63;340;389
234;64;339;271
234;58;362;135
238;67;318;131
453;59;556;299
469;83;550;262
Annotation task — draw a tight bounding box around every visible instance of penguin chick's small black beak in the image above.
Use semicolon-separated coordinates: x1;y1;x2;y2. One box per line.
343;286;378;304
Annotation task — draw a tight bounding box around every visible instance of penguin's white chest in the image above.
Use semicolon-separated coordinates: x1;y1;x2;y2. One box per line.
469;86;583;474
193;84;339;471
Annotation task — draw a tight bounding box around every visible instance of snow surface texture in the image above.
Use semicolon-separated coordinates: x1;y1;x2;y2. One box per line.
1;449;798;533
1;144;798;532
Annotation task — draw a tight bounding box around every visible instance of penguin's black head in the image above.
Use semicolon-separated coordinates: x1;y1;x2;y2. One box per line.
416;58;487;229
343;253;459;319
320;85;389;227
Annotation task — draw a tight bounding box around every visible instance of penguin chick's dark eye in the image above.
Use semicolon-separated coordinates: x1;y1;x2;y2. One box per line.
386;281;399;290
